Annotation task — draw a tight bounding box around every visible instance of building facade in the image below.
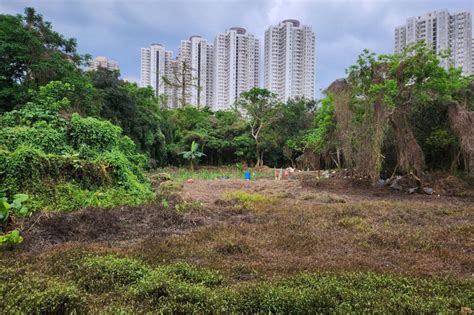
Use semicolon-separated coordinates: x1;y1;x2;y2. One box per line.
264;19;316;102
177;36;214;107
88;56;119;71
213;27;260;111
140;43;175;105
394;10;472;75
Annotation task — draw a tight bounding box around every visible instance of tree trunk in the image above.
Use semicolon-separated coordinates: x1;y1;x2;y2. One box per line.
389;110;425;178
448;102;474;174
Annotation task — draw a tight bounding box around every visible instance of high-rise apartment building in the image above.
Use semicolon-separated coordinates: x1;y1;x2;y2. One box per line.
88;56;119;71
264;19;315;101
394;10;472;75
213;27;260;111
177;36;214;107
140;43;175;105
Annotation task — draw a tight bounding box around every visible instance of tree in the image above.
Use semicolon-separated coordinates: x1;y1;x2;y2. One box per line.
88;68;167;164
180;140;205;171
327;43;472;180
236;88;282;167
162;60;199;108
0;8;87;112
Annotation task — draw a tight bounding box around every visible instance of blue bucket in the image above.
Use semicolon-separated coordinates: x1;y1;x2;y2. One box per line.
244;171;251;180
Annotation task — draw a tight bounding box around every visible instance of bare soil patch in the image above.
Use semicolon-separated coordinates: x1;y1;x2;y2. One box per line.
16;194;263;252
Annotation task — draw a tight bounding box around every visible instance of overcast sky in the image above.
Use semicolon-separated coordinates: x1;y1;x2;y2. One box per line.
1;0;473;97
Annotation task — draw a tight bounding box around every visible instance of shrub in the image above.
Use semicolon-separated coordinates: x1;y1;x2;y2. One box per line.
0;81;153;212
0;269;83;314
71;255;150;293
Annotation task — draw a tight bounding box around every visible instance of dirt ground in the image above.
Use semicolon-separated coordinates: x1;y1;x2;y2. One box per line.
8;174;474;282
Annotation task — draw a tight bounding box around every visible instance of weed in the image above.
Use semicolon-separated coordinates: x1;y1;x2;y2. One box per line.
224;191;274;211
152;167;271;183
0;230;23;248
337;216;370;232
159;181;183;193
174;200;203;214
300;192;346;203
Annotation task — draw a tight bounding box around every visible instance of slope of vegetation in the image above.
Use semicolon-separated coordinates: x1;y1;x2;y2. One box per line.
0;81;153;211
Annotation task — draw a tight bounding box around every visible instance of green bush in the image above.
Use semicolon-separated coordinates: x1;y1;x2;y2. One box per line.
71;255;150;293
0;269;83;314
0;81;153;212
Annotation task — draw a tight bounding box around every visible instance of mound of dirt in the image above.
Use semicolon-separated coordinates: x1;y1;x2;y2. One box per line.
433;176;473;197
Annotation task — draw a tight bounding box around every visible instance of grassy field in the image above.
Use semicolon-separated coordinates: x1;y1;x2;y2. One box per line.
1;169;473;313
150;165;273;182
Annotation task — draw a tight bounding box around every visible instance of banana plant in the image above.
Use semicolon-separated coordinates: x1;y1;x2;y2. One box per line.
179;140;206;171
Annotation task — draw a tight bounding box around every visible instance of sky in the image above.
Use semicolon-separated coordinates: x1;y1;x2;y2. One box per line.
1;0;473;98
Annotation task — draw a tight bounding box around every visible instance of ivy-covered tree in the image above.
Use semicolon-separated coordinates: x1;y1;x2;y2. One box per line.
327;42;473;180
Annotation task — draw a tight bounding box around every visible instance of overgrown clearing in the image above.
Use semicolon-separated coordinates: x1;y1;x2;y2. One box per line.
2;170;473;313
1;7;474;313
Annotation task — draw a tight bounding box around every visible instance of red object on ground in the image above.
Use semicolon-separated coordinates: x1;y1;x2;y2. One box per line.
187;178;194;184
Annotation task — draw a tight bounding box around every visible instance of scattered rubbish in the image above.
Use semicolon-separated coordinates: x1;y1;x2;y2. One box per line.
423;187;434;195
374;179;385;188
389;176;403;191
408;187;418;194
274;167;296;180
244;171;251;180
186;178;194;184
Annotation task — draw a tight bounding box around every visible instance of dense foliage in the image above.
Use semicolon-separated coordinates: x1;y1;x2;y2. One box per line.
0;81;153;211
323;43;474;180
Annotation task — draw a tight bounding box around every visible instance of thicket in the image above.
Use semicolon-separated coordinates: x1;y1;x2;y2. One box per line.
320;44;474;180
0;81;153;212
1;253;472;313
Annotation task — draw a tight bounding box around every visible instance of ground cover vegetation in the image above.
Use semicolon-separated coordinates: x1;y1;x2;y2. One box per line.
1;7;473;313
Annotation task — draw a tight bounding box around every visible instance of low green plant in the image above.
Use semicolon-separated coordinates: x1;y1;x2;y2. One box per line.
0;269;84;313
174;200;203;214
0;229;23;247
158;181;183;193
71;255;150;293
224;191;274;211
0;193;29;223
2;253;473;313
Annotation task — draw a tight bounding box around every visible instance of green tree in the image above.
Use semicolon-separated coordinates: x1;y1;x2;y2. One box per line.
87;68;166;164
0;8;87;112
236;88;282;166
